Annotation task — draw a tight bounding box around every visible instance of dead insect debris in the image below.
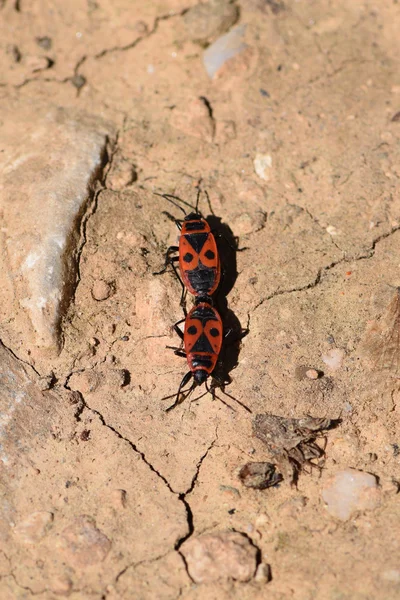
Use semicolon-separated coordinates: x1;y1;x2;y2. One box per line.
238;461;283;490
252;413;337;483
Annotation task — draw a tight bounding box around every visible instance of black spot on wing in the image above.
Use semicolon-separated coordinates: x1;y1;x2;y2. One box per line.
183;252;193;263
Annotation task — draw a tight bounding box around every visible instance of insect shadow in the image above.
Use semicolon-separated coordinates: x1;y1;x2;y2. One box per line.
206;213;242;299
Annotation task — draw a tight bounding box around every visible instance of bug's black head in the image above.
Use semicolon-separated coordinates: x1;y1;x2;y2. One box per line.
193;369;209;385
185;212;202;221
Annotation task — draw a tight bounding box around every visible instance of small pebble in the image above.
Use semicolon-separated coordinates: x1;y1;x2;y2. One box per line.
278;496;307;518
50;575;73;596
36;36;52;50
38;371;55;390
23;55;52;72
68;370;101;394
295;365;321;380
254;153;272;181
181;531;258;583
326;225;339;236
135;20;148;34
306;368;319;380
71;74;86;90
255;513;269;527
183;0;239;46
107;161;137;191
231;211;265;236
92;279;113;301
14;511;54;543
219;485;241;498
254;562;271;584
59;515;111;566
110;489;127;509
104;368;128;389
321;348;345;371
203;24;247;78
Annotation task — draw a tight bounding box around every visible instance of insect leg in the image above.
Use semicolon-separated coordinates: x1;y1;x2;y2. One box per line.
153;247;179;275
165;372;194;412
173;318;185;340
169;261;188;312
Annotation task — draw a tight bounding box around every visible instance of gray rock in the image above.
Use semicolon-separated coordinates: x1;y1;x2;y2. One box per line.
0;104;115;356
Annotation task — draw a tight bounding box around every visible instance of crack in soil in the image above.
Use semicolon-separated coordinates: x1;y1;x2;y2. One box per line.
10;571;51;597
174;426;219;582
11;7;190;91
0;338;41;377
72;130;119;296
63;378;218;584
253;224;400;312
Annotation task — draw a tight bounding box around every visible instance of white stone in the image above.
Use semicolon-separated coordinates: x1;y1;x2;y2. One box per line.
322;469;380;520
254;153;272;181
322;348;345;371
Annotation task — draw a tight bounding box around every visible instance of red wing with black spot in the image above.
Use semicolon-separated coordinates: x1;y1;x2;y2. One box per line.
179;219;220;296
184;303;223;375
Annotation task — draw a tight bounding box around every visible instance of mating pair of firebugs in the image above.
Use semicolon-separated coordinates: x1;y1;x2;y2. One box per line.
155;190;231;411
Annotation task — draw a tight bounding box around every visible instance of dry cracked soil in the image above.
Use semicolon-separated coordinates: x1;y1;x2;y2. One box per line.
1;0;400;599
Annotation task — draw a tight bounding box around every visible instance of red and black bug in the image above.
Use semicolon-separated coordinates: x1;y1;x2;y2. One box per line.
163;300;251;413
154;190;221;305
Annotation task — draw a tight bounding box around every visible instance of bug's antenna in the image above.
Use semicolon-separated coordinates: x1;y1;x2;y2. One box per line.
189;388;209;404
154;192;187;217
154;192;198;215
204;190;215;216
195;187;201;214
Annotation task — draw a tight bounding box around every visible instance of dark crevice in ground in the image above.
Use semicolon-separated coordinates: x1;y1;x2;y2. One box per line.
253;224;400;312
173;427;218;581
12;7;190;91
57;131;118;354
69;131;119;301
0;338;41;377
63;379;218;576
10;571;48;596
66;387;176;492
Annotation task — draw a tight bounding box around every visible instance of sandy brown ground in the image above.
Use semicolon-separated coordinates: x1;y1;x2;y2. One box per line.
1;0;400;598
